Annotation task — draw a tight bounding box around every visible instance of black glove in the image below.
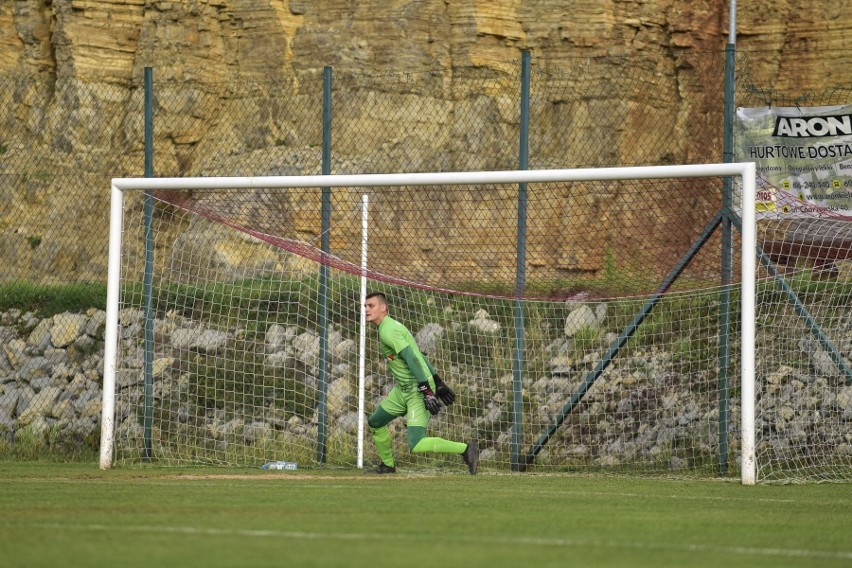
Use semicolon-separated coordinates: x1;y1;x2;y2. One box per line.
432;375;456;406
417;383;441;415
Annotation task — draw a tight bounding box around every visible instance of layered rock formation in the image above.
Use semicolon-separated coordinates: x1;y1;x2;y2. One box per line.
4;1;850;83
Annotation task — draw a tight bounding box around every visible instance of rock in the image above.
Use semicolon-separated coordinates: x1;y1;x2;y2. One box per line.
330;363;350;379
415;323;445;354
50;363;74;382
154;319;177;343
20;313;40;333
564;305;597;337
18;386;62;424
121;322;142;341
244;421;272;442
0;386;20;417
327;377;352;416
837;387;852;412
66;373;87;396
265;348;295;369
30;376;58;392
85;310;107;339
153;357;175;378
598;455;619;467
1;310;21;326
27;318;53;348
546;338;569;355
116;417;144;444
17;356;52;381
476;405;501;427
119;309;144;327
14;385;35;416
192;329;230;353
766;365;794;385
52;399;77;421
469;310;500;334
171;326;229;353
0;413;14;439
293;331;320;366
594;303;608;324
68;335;97;363
332;338;356;364
811;349;840;377
3;339;27;369
337;412;359;433
172;328;201;350
116;370;139;388
44;347;69;366
549;355;574;375
51;313;88;348
265;324;296;354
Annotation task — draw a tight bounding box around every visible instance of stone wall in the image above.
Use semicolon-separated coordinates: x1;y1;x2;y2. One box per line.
2;304;850;475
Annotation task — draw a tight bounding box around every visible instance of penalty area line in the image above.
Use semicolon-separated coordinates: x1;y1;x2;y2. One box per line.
13;522;852;561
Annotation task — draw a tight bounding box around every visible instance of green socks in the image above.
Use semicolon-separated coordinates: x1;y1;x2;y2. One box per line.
411;437;467;455
370;426;395;467
372;424;466;468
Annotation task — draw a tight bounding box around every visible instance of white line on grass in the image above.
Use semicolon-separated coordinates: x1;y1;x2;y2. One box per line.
15;522;852;561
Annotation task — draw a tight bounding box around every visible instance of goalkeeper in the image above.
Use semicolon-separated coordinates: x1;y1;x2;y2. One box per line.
364;292;479;475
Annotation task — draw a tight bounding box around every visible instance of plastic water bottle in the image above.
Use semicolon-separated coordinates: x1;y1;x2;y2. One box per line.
261;461;298;471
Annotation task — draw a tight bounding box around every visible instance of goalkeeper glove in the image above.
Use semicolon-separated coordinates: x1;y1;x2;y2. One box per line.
417;382;441;415
432;375;456;406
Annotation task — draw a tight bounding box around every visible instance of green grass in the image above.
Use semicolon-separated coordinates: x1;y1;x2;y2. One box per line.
0;281;107;316
0;462;850;568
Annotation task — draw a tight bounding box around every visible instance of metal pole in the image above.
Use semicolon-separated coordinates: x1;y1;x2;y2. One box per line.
718;43;737;476
316;66;332;463
512;50;531;471
729;0;737;45
114;164;756;193
143;67;154;462
99;183;125;469
357;195;368;469
740;161;757;485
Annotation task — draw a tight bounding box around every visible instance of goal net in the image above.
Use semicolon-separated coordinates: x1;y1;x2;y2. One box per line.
100;164;852;483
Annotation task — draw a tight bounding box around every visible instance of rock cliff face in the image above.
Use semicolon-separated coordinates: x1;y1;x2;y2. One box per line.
5;1;851;83
1;1;851;284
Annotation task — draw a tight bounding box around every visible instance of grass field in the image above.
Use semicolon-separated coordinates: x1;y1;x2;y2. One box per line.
1;461;850;568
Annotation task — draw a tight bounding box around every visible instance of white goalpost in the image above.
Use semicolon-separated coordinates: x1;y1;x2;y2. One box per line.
357;194;369;469
101;161;831;485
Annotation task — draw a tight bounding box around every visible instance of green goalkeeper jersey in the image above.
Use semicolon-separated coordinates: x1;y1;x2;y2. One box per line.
377;316;435;392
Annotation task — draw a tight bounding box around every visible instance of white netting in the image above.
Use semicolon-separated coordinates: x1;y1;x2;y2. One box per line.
106;170;852;483
752;182;852;483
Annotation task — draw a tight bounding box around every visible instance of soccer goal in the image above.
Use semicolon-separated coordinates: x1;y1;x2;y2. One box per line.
100;163;852;484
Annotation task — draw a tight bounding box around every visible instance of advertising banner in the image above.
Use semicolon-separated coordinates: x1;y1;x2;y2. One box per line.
735;106;852;217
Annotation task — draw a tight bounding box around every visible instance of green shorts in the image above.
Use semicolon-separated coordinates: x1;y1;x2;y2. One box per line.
379;385;432;429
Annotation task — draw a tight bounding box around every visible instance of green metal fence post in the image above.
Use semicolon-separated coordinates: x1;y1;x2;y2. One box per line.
143;67;155;461
512;50;531;472
718;43;737;476
317;66;333;463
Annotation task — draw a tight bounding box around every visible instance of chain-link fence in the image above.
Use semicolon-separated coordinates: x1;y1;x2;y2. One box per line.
2;49;849;462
